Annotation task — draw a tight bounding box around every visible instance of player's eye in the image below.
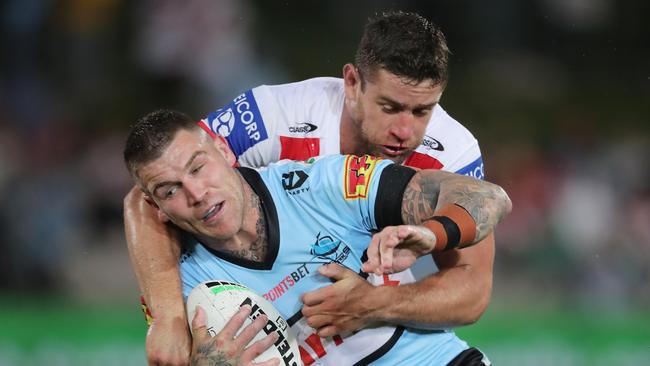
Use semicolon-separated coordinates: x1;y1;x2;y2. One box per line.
164;186;178;199
413;108;431;117
381;104;399;114
191;165;203;175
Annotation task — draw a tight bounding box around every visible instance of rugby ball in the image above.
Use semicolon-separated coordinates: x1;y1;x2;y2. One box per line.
186;280;301;365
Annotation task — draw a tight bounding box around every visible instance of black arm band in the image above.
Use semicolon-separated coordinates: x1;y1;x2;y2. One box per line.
431;215;461;250
374;164;417;229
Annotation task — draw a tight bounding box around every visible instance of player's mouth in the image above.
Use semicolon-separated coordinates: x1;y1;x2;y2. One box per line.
381;144;408;157
201;202;224;223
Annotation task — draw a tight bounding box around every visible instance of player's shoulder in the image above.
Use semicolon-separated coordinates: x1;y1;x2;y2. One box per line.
255;77;344;125
425;104;478;147
259;154;389;191
405;105;482;174
259;77;343;98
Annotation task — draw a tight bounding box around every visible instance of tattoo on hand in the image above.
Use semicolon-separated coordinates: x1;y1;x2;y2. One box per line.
192;343;236;366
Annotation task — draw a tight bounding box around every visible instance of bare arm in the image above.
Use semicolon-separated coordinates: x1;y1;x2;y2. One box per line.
124;186;190;366
370;169;508;326
400;168;510;244
302;170;510;334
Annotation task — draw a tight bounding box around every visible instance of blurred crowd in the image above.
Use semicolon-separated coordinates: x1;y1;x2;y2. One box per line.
0;0;648;311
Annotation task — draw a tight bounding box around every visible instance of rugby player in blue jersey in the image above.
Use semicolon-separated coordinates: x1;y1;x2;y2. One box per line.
124;110;511;365
126;11;499;366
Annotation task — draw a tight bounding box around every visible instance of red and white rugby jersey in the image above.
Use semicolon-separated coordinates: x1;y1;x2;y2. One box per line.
197;77;484;290
198;77;484;179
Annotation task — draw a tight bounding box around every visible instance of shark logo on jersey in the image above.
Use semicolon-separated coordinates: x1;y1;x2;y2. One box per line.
205;90;268;157
310;232;351;264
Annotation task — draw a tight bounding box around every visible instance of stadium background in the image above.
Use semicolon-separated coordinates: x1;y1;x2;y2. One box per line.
0;0;648;365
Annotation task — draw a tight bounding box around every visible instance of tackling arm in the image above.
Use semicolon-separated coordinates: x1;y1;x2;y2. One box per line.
368;169;509;327
302;169;510;334
124;186;191;366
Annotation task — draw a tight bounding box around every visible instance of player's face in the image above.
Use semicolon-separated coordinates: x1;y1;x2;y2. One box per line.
137;129;245;244
344;66;443;164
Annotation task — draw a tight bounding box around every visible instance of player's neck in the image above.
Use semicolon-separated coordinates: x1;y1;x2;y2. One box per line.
339;107;362;155
204;178;268;263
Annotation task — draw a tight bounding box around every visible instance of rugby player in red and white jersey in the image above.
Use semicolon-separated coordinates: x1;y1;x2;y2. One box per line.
126;11;493;366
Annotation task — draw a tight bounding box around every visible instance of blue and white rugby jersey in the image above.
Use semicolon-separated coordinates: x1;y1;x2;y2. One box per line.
180;155;468;365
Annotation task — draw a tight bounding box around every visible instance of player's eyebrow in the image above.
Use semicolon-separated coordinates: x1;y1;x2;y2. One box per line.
376;96;438;110
149;150;206;194
184;150;206;170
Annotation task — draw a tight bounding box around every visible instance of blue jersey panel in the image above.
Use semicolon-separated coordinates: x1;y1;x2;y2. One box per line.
455;156;485;180
204;90;269;158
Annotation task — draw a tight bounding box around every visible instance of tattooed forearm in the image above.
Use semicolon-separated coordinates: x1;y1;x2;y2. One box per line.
401;170;512;243
191;343;236;366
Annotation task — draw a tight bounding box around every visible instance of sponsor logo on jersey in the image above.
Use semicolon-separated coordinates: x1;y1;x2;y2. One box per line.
344;155;381;200
422;135;444;151
455;156;484;180
289;122;318;134
263;264;310;302
282;170;309;195
310;232;351;264
210;108;236;137
204;90;268;157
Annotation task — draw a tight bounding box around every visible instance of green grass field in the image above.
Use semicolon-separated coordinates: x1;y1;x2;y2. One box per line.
1;296;648;365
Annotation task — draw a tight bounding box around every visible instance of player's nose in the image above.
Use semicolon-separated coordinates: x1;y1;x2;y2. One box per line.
389;113;415;141
185;179;207;206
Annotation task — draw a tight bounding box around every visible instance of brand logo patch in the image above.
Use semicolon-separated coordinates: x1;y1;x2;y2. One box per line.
211;108;236;137
204;90;268;157
455;157;484;180
344;155;381;200
422;135;444;151
289;122;318;133
282;170;309;194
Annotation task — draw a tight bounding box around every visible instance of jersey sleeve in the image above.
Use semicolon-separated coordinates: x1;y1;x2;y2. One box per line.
199;86;280;168
410;105;486;180
452;151;485;180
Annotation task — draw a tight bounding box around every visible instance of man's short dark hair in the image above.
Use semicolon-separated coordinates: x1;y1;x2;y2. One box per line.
124;109;198;179
354;11;449;88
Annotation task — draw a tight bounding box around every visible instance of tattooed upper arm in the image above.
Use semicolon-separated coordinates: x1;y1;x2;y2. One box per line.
401;170;512;243
401;170;443;225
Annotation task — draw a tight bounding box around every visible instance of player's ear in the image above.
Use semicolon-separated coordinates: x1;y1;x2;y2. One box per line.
343;63;362;110
343;63;361;94
212;134;237;167
143;194;171;223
